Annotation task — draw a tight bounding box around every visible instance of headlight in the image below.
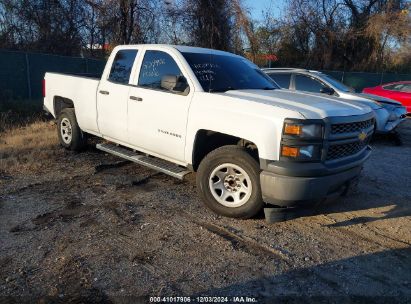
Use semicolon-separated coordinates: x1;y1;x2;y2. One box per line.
281;144;321;161
281;119;324;161
283;122;323;138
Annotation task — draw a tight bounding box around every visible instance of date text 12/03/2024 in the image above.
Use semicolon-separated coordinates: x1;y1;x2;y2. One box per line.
149;296;258;303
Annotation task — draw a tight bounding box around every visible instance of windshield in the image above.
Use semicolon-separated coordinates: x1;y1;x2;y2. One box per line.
319;73;353;92
181;52;278;92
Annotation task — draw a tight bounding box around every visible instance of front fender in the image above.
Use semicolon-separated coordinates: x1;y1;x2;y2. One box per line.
184;93;303;163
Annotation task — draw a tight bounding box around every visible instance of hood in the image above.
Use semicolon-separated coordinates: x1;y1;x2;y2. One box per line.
358;93;403;106
337;92;382;109
340;92;402;109
222;89;372;119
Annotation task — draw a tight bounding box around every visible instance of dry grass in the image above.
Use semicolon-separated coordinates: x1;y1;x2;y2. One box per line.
0;121;58;175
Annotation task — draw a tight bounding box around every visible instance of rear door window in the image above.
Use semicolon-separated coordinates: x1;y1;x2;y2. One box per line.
108;49;138;84
295;74;326;93
267;73;291;89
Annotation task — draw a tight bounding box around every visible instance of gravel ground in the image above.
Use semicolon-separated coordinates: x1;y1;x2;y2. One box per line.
0;119;410;303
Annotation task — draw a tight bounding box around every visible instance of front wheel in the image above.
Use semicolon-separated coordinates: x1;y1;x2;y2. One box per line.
196;145;264;219
57;108;87;151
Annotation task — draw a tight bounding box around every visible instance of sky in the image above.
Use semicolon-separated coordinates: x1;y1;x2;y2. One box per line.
244;0;287;21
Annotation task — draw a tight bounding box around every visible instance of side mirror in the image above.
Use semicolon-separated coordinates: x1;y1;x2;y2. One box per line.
161;75;189;94
161;74;178;91
320;87;335;95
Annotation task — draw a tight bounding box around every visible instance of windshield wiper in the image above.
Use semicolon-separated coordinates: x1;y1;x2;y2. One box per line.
209;86;276;92
209;86;236;93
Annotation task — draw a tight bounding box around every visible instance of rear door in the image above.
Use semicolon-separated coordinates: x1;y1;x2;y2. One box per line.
127;49;193;163
97;48;138;143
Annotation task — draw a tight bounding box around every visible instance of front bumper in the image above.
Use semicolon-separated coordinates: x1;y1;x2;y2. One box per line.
375;107;407;133
260;147;371;207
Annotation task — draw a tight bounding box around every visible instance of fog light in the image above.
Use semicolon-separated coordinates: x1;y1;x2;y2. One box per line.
281;146;299;157
281;145;319;161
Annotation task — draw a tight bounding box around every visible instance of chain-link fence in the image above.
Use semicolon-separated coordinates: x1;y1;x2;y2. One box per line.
0;50;106;104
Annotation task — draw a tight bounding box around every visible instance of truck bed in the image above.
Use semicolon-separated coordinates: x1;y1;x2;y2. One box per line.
47;72;102;80
43;72;101;134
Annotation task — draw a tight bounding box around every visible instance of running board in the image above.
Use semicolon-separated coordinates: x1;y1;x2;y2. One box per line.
96;143;191;180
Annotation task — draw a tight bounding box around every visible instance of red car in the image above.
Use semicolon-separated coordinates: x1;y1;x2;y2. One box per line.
363;81;411;113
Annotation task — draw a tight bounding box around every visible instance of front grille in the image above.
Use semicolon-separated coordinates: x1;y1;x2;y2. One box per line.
331;118;374;134
326;139;370;160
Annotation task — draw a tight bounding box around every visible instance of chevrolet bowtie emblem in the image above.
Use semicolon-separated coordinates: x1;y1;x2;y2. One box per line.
358;131;367;141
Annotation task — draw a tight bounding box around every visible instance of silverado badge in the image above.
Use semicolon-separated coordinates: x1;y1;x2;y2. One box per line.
358;131;367;141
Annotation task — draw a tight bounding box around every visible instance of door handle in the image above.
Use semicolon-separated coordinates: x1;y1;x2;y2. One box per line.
99;90;109;95
130;96;143;102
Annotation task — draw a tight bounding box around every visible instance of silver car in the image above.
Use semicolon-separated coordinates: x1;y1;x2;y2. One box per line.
264;68;407;134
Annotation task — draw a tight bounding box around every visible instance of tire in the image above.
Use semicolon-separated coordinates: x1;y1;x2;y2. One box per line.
57;108;87;151
196;145;264;219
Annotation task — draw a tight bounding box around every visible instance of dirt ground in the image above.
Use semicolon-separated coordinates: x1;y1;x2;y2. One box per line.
0;119;410;303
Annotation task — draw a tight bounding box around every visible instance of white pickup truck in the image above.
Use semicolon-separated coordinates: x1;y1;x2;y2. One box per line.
43;44;375;219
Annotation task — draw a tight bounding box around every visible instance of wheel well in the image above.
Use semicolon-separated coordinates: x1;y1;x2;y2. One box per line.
54;96;74;117
192;130;259;171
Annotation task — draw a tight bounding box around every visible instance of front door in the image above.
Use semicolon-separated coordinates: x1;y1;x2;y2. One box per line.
127;49;192;163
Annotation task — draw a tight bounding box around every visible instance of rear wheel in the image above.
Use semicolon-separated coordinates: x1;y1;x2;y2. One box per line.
57;108;87;151
196;145;264;219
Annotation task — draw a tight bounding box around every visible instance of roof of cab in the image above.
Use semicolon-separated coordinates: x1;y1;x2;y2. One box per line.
117;44;236;57
263;68;333;76
263;68;323;73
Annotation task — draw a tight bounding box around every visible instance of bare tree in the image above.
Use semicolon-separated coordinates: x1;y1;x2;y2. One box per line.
0;0;408;73
0;0;85;55
184;0;233;51
365;2;410;70
253;0;410;71
231;0;258;58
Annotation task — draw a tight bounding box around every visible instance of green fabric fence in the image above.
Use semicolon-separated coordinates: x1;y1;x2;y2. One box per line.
321;70;411;92
0;50;106;105
1;50;410;106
